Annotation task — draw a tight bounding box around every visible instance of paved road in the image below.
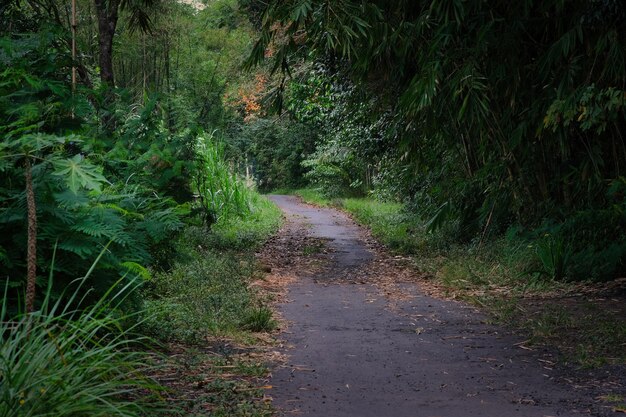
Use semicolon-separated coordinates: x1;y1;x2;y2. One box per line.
267;195;592;417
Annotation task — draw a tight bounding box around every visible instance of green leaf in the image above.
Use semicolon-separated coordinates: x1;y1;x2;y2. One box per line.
120;261;152;281
16;133;68;153
51;154;108;194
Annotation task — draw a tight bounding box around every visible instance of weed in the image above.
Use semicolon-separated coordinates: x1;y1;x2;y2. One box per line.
528;306;573;340
302;242;324;255
241;306;277;332
235;361;269;378
475;295;523;324
598;394;624;403
535;235;573;281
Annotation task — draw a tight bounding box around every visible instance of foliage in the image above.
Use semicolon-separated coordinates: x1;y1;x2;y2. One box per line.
142;195;281;343
209;192;282;250
0;131;188;311
234;117;315;191
534;235;573;281
1;2;282;415
0;261;168;417
532;202;626;281
0;28;80;137
246;0;626;281
194;133;254;225
286;70;391;197
0;27;191;312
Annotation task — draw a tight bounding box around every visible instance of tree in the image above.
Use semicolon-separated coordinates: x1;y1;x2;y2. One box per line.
94;0;158;87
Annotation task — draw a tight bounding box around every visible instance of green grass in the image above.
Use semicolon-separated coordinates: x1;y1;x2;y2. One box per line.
241;306;277;332
1;268;168;417
142;194;282;344
209;193;282;250
292;188;332;207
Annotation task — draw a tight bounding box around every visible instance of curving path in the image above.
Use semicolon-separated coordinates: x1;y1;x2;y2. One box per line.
267;195;595;417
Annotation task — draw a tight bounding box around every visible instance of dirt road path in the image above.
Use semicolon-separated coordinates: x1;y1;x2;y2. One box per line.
264;195;596;417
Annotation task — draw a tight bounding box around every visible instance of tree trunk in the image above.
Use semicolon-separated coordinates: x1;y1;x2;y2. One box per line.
94;0;120;87
25;159;37;314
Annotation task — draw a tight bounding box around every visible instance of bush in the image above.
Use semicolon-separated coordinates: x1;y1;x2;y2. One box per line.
534;206;626;281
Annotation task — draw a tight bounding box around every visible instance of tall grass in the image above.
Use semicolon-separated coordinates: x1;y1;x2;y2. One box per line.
0;252;167;417
194;133;252;225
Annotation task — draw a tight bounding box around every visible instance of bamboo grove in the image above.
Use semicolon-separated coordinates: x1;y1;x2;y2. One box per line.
241;0;626;280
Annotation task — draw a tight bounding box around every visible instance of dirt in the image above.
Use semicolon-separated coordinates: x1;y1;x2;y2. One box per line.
259;195;625;417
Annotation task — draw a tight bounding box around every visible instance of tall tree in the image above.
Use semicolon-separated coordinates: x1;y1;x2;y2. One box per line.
94;0;120;86
94;0;158;87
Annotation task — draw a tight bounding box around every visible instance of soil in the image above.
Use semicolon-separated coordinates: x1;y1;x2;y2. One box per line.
259;195;625;417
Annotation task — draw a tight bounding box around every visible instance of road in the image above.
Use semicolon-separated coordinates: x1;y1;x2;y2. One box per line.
266;195;594;417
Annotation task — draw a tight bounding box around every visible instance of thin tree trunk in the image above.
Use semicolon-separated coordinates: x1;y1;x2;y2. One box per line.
25;159;37;314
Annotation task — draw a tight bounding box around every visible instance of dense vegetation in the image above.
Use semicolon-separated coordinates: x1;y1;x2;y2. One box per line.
1;0;280;415
2;0;625;414
243;0;626;283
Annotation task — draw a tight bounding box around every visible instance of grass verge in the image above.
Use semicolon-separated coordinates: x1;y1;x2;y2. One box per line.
141;193;282;415
287;188;626;368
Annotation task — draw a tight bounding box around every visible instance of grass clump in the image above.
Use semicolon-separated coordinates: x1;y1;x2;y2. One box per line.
240;306;277;332
0;269;167;417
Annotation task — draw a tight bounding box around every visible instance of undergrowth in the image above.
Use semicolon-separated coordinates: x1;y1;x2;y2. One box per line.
142;194;282;344
0;258;168;417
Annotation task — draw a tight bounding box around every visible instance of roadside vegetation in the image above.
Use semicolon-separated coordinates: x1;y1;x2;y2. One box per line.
234;0;626;370
1;1;281;415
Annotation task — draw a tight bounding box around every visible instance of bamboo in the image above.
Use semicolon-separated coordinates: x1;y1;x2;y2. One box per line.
71;0;76;93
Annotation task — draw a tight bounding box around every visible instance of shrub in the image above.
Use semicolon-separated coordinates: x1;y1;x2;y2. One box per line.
141;195;281;343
